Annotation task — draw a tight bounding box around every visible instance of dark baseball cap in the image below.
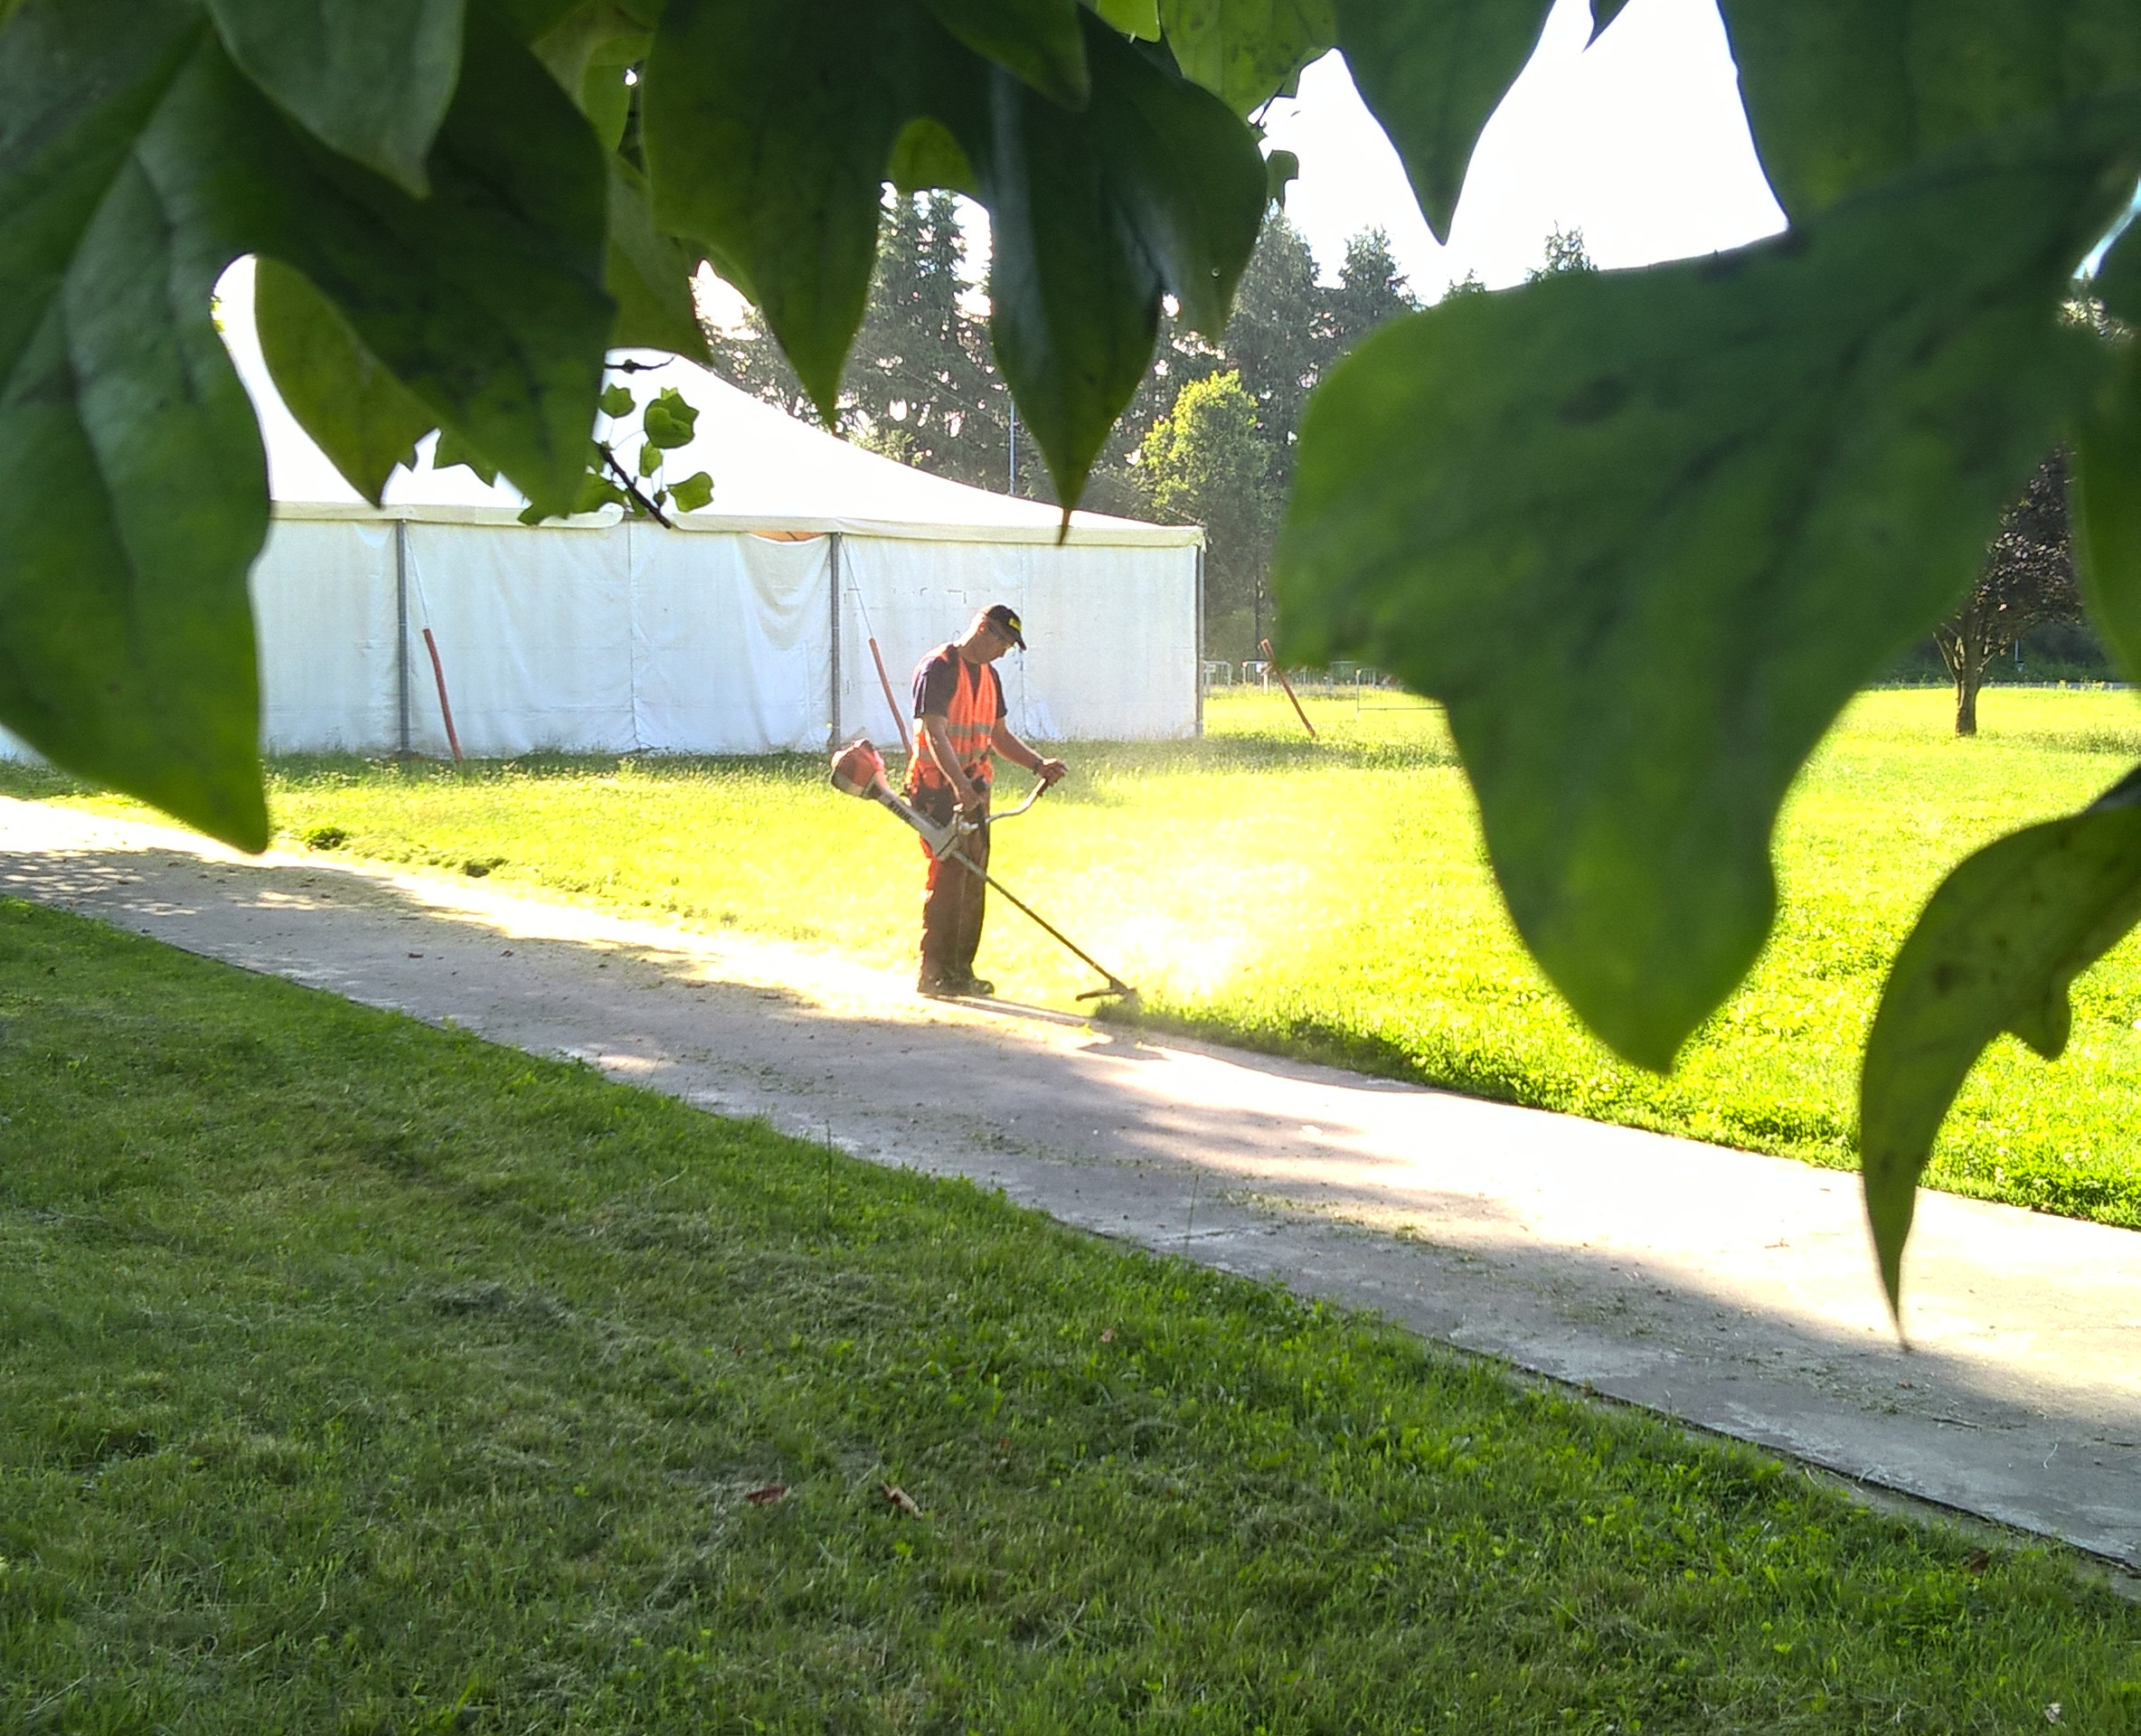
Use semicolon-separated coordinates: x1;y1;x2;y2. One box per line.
982;603;1025;649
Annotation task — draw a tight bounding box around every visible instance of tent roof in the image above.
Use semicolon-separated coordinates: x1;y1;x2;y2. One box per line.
220;259;1197;549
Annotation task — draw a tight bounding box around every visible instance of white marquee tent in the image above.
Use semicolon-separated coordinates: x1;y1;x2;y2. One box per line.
223;260;1204;762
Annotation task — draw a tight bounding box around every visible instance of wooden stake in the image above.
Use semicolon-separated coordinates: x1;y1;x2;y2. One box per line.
1262;639;1316;739
421;627;464;764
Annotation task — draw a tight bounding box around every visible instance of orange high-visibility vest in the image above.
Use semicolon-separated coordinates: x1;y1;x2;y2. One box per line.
908;648;999;794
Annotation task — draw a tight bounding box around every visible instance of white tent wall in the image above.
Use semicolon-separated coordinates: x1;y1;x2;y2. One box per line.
254;508;835;758
0;509;1196;769
627;526;832;754
835;537;1199;746
251;515;398;753
247;505;1194;762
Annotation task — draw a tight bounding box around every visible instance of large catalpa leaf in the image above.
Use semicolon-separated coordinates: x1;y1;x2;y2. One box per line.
605;156;712;361
527;0;656;99
925;0;1089;108
643;0;933;419
1334;0;1558;242
1091;0;1161;38
1277;99;2139;1071
0;0;269;845
255;259;433;506
2094;218;2141;327
205;0;467;194
1160;0;1335;116
644;1;1261;502
1860;768;2141;1314
970;15;1265;504
171;7;612;514
2074;342;2141;681
1718;0;2141;220
0;0;608;844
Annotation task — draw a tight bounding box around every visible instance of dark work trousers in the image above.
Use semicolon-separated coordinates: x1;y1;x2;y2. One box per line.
914;782;989;983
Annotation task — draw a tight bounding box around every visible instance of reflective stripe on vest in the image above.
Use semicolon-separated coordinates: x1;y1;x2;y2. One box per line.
910;654;996;790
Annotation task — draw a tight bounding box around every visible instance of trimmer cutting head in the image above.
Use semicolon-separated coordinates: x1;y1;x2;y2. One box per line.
830;736;891;800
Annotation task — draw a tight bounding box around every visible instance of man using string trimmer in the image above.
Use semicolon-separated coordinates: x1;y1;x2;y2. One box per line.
908;604;1065;998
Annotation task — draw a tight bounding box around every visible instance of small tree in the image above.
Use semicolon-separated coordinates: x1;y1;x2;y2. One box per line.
1935;450;2080;735
1330;227;1419;352
1140;371;1278;657
1527;225;1597;279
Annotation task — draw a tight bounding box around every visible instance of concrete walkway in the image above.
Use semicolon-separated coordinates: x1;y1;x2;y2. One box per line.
3;797;2136;1573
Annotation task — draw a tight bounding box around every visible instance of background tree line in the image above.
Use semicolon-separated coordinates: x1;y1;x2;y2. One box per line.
706;195;1426;660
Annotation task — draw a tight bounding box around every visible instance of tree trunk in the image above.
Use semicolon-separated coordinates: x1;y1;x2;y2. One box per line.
1954;652;1983;736
1935;606;1988;737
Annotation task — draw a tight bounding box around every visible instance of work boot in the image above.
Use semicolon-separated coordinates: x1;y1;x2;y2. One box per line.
958;974;995;997
917;969;958;999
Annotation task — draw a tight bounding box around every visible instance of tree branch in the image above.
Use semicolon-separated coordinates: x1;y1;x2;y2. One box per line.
600;444;674;528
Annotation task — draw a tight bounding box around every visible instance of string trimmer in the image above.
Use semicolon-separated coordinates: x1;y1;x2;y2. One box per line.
830;737;1137;1004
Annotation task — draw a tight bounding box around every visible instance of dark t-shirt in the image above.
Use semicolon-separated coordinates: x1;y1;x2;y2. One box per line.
911;645;1006;723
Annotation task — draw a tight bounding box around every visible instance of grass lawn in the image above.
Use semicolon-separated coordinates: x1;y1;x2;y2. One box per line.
3;898;2137;1731
9;684;2141;1229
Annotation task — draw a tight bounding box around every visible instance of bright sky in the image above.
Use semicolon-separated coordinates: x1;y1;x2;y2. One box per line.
1264;0;1787;295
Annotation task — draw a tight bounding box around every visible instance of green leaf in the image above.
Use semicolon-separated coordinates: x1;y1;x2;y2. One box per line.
1588;0;1630;40
1096;0;1165;36
637;438;664;476
518;461;625;522
0;0;269;847
1159;0;1335;116
644;0;929;419
1334;0;1556;242
2094;218;2141;326
923;0;1089;108
1859;769;2141;1315
254;259;431;506
227;7;614;516
1277;99;2136;1071
641;0;1258;490
669;467;712;510
205;0;466;194
2073;343;2141;680
1265;145;1299;206
976;14;1266;502
599;382;637;417
0;0;609;844
529;0;652;99
434;426;501;485
642;383;699;447
1092;0;1161;37
1718;0;2141;220
500;0;602;46
582;64;636;149
889;114;980;195
605;155;712;360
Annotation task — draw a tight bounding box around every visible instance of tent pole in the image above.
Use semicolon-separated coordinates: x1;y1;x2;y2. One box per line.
827;532;843;750
394;515;412;760
1194;540;1205;740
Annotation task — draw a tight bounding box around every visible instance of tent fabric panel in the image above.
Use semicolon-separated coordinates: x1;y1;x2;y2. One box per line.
840;538;1197;745
627;525;832;754
402;523;637;757
269;500;1201;549
252;516;399;754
